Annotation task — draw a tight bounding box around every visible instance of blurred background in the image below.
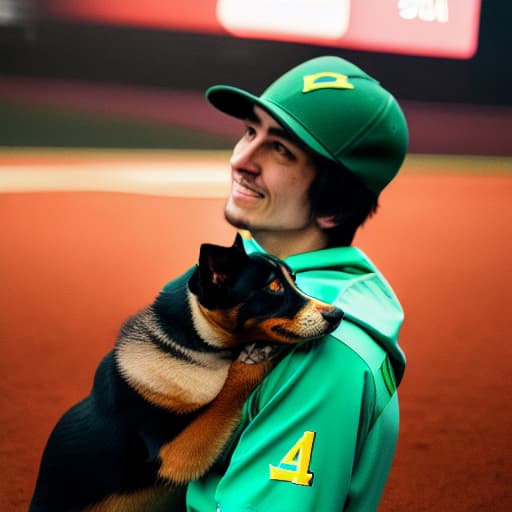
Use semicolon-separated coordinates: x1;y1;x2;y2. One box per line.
0;0;511;154
1;1;512;511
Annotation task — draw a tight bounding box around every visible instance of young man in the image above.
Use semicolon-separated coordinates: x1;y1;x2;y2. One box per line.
186;55;408;511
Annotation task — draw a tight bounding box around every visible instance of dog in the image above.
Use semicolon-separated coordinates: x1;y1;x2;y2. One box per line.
29;237;343;511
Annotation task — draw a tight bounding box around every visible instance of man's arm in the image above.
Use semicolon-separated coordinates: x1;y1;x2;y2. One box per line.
187;336;376;512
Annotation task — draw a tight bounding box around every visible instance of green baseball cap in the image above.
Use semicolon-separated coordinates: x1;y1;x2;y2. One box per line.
206;56;408;194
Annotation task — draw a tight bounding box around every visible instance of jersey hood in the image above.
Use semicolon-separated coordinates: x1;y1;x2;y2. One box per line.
241;235;406;385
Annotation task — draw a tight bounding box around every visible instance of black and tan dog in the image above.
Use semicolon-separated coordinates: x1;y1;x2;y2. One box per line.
30;238;343;511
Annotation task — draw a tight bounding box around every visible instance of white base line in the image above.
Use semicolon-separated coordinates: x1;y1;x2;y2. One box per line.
0;151;231;197
2;151;510;196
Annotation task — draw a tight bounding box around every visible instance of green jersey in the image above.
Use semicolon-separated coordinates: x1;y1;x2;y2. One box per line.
186;235;406;512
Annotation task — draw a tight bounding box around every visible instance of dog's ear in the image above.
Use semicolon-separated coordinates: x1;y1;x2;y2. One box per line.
232;232;246;251
197;243;248;290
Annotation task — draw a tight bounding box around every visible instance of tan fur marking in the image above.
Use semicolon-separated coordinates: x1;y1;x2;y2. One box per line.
242;300;340;342
158;358;272;484
188;291;241;348
200;306;243;349
116;341;230;413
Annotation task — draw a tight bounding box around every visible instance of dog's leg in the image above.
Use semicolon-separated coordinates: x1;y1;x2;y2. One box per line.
157;344;278;484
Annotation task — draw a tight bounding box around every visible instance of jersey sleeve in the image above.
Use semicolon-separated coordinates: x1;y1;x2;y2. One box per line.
343;392;400;511
187;333;377;512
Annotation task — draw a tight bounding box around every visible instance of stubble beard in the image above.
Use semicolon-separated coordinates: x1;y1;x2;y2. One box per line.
224;203;251;231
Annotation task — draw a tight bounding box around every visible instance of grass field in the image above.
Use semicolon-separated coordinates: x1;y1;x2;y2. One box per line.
1;150;511;511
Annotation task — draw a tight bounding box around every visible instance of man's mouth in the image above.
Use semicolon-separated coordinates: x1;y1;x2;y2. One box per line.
232;179;264;199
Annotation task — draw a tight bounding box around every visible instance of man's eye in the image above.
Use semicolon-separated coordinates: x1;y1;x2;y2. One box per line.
273;141;286;154
245;125;256;139
266;279;284;294
272;141;294;159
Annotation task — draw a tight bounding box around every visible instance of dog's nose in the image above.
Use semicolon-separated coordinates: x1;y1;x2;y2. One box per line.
320;307;344;326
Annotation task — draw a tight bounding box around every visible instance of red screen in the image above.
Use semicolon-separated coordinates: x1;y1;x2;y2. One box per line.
44;0;482;59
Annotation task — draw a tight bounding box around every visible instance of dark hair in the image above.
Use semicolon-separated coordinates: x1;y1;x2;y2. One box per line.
308;154;380;248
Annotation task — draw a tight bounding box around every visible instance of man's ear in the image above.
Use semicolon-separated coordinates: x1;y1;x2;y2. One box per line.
316;214;338;229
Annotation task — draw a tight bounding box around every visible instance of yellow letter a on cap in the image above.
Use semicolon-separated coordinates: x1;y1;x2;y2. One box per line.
303;72;354;93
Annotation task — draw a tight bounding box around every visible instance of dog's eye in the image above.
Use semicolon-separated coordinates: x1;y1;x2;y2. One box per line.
265;279;284;294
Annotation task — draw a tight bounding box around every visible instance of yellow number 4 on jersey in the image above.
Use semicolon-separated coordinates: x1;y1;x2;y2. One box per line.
269;431;316;486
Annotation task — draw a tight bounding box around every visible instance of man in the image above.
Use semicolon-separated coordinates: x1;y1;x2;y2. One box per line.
186;55;408;511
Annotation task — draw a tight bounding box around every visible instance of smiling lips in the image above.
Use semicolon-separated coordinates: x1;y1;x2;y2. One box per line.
232;179;264;201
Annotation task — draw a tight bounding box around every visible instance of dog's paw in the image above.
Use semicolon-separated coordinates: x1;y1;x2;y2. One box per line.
239;343;285;365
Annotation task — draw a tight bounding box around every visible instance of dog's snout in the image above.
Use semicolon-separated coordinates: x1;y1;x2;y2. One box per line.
319;306;344;326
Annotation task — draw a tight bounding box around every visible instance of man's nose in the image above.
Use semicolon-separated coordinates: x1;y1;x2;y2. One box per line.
230;139;261;175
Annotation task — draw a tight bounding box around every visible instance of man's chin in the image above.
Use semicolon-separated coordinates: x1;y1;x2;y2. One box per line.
224;209;250;231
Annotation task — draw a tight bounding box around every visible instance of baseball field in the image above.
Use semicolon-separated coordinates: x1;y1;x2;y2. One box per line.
0;150;511;511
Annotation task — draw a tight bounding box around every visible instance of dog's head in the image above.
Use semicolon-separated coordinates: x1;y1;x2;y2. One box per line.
188;238;343;349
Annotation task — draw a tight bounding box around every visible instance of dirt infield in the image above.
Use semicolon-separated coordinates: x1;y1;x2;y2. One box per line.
1;165;511;510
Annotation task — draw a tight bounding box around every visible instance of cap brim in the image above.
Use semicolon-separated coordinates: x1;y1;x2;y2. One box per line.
206;85;335;163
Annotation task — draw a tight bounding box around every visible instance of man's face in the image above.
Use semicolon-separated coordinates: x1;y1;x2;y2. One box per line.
224;106;318;236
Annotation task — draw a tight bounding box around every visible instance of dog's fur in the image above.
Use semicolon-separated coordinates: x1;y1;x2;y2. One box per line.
30;238;343;511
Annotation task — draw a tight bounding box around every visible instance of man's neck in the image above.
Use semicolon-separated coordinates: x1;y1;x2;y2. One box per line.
250;228;329;259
